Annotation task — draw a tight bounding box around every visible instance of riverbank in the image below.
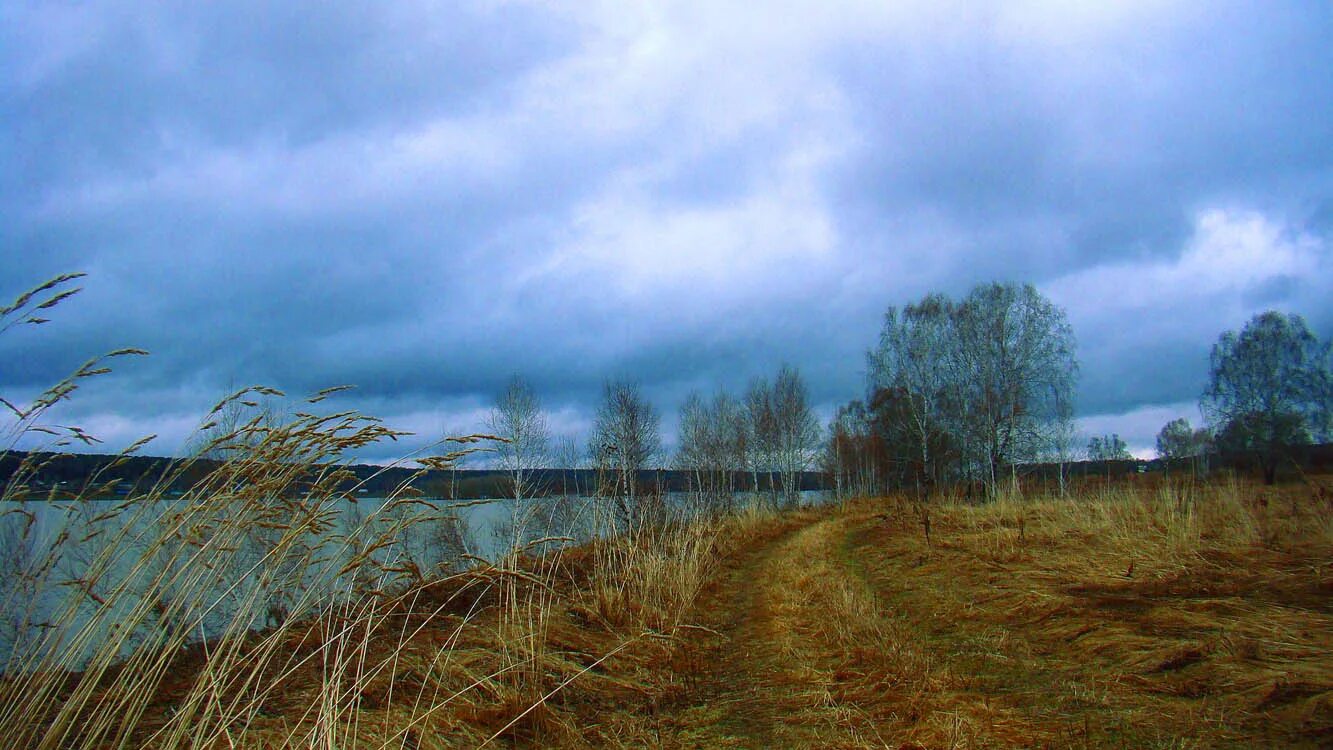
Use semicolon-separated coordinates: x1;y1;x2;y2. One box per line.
4;475;1330;748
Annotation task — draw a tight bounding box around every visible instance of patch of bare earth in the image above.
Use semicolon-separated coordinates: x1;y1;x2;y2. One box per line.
651;507;909;748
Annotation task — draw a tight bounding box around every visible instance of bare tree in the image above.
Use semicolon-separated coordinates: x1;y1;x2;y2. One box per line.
487;376;551;552
188;386;287;461
714;390;748;499
553;437;582;497
548;436;585;541
1043;383;1079;497
771;365;820;506
869;294;958;496
744;377;776;501
1087;434;1131;461
675;389;747;514
589;379;660;529
857;282;1078;498
950;282;1079;496
825;400;882;499
423;512;474;574
1156;417;1212;479
675;391;711;507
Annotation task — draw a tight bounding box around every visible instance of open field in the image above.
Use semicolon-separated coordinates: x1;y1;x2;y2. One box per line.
597;477;1333;749
4;475;1332;748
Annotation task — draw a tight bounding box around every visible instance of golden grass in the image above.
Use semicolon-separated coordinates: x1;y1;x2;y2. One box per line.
0;383;508;749
555;480;1333;749
834;478;1333;748
7;275;1331;748
0;276;589;748
0;451;790;748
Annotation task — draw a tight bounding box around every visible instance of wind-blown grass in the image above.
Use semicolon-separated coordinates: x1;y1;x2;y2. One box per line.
0;276;496;747
0;275;774;748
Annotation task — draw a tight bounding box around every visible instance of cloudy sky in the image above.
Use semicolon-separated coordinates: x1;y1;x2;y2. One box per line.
3;0;1331;462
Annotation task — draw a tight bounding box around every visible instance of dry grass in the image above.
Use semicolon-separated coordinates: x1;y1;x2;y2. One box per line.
572;480;1333;749
1;415;782;747
0;275;728;749
0;377;508;749
836;478;1333;748
7;275;1331;748
0;316;788;746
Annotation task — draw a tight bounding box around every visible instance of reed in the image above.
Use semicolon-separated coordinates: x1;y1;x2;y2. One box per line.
0;274;793;748
0;276;502;748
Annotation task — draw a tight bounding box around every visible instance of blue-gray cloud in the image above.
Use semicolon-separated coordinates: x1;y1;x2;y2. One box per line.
2;1;1331;460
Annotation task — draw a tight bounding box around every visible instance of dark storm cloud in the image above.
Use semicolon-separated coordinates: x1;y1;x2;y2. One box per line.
833;3;1333;275
3;1;1332;461
2;2;571;187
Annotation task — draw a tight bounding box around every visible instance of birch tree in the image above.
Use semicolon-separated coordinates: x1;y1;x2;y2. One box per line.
1156;417;1212;478
487;376;550;551
1087;434;1131;461
676;391;710;504
951;282;1078;495
861;281;1078;498
771;365;820;506
590;379;660;529
677;388;757;513
869;294;959;495
744;377;776;500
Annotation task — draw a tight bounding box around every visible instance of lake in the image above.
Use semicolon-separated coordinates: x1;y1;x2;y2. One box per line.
0;489;831;671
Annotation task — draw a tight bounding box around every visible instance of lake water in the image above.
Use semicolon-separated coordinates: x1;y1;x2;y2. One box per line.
0;489;831;671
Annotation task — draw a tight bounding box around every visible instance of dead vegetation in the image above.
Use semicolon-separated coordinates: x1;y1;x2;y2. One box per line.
6;468;1331;748
5;275;1332;748
1;273;794;749
832;477;1333;749
551;477;1333;749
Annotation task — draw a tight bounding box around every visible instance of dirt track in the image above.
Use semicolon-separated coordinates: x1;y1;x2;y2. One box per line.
634;502;1333;749
652;511;894;748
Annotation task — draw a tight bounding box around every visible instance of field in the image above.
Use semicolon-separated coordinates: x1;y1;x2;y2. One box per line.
4;472;1331;748
553;476;1333;749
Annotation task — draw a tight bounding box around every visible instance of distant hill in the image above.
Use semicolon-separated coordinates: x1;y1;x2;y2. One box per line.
7;443;1329;502
0;450;830;500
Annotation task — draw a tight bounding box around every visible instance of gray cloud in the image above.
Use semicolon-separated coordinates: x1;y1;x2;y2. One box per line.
3;1;1331;462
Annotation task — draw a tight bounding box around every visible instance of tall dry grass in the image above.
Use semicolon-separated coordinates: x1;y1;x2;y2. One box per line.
0;276;505;748
0;274;790;748
947;474;1333;575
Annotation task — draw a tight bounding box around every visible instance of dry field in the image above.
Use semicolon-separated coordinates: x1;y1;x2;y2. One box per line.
4;476;1332;749
584;476;1333;749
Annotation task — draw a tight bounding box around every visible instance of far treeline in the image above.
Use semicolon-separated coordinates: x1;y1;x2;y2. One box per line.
0;450;827;501
7;278;1332;507
827;282;1333;497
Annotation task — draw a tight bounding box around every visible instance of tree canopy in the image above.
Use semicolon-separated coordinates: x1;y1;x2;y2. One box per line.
1155;418;1211;461
1201;310;1332;483
859;282;1079;496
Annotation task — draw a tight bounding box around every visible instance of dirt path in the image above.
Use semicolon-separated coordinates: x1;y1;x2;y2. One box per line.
631;497;1332;749
653;510;890;748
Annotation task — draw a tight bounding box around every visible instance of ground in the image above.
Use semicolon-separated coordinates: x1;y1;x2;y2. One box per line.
23;483;1332;749
604;493;1333;749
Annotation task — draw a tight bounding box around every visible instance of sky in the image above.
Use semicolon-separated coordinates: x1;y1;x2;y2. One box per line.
3;0;1331;462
